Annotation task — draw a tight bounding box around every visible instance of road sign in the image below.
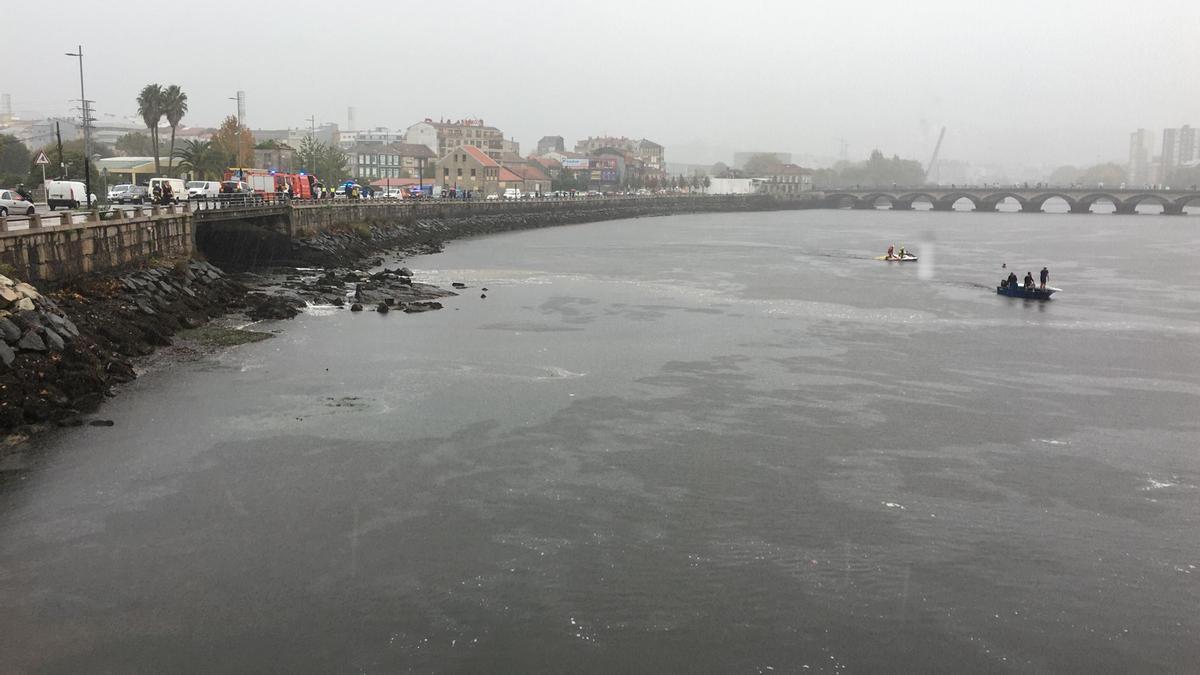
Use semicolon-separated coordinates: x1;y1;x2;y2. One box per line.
34;152;49;165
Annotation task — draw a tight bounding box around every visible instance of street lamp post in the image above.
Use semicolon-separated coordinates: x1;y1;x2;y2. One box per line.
65;45;91;207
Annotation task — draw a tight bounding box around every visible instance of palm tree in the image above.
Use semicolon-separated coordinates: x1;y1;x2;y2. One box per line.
173;139;224;180
136;84;164;174
161;85;188;175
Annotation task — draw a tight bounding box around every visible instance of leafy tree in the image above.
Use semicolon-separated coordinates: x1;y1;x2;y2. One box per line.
27;139;107;187
712;161;731;178
174;139;225;180
1077;163;1125;187
1046;165;1081;186
115;131;153;156
702;175;711;189
295;135;348;183
0;134;31;185
161;85;188;175
1165;165;1200;190
213;115;253;168
812;150;925;188
136;84;165;174
743;153;786;176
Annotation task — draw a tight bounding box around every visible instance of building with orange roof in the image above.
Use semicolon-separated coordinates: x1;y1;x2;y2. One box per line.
434;145;500;196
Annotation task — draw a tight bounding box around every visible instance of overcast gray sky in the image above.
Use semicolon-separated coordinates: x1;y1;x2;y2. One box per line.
9;0;1199;168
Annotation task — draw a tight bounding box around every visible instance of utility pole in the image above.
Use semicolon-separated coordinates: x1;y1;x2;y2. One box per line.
56;122;65;179
307;115;316;140
65;45;92;207
835;137;849;162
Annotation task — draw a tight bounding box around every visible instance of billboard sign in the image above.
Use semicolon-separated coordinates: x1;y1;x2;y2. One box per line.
561;158;590;171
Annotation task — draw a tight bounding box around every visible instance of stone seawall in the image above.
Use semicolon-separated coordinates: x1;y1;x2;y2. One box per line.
200;195;819;269
0;211;193;287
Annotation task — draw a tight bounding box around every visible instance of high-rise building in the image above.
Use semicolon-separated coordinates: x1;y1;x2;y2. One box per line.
405;118;505;160
1161;125;1197;178
1128;129;1155;186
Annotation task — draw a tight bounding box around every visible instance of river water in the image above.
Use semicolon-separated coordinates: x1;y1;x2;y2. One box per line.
2;208;1199;673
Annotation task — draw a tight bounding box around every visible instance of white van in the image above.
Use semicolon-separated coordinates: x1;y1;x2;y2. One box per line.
147;177;187;204
503;188;523;200
46;181;96;210
186;180;221;199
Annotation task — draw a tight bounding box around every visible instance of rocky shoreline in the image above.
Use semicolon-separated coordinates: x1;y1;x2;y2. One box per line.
0;236;457;442
2;203;772;441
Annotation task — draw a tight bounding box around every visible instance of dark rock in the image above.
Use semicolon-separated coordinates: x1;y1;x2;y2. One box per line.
332;297;345;307
42;327;65;351
376;302;390;313
481;287;489;292
384;298;395;306
398;277;412;286
398;267;413;277
0;340;14;366
17;331;46;351
0;317;19;343
88;419;115;427
480;293;487;299
350;303;363;312
452;282;467;289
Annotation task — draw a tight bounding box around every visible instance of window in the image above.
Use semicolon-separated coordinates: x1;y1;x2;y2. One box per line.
471;169;476;177
457;168;462;177
444;168;449;177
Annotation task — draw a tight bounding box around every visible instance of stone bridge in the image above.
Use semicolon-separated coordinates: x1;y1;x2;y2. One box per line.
823;188;1200;214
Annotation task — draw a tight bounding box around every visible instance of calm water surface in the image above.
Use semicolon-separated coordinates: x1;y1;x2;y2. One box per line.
2;209;1199;673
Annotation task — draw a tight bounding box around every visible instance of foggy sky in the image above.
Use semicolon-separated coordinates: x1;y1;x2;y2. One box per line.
8;0;1199;168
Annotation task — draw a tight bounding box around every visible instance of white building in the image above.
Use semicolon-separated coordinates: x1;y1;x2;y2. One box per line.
704;178;763;195
338;127;406;150
404;121;438;155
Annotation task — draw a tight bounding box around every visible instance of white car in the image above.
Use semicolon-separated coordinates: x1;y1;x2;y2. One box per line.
186;180;222;199
107;184;133;201
0;189;36;217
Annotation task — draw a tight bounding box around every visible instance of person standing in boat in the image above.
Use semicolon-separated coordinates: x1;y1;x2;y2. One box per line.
1040;266;1049;290
898;245;907;258
1008;271;1018;288
1024;272;1035;289
887;244;895;259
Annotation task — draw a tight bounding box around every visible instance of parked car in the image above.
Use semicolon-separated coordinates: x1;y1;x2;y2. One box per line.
0;188;35;217
114;185;150;204
147;177;186;204
503;188;523;200
107;184;133;201
46;181;97;210
218;181;258;205
186;180;222;200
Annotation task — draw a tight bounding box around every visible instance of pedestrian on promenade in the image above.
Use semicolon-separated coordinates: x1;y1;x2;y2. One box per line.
1039;266;1049;290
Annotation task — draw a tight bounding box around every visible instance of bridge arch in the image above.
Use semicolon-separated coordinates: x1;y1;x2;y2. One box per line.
1174;195;1200;212
1027;192;1079;212
861;193;897;209
1120;193;1171;211
1072;193;1122;213
938;192;983;210
826;193;858;209
981;192;1029;210
897;192;937;207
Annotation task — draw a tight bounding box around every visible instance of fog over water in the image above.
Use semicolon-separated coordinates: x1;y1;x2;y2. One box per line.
7;0;1199;166
1;210;1198;671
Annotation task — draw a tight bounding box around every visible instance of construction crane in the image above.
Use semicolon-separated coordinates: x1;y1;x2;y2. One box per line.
924;126;946;184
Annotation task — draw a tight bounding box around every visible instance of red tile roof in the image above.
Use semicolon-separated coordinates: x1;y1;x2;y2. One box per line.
461;145;499;167
498;167;522;182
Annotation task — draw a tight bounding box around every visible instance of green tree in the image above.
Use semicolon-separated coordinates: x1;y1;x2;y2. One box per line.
136;84;165;174
1077;163;1126;187
1047;165;1081;185
0;134;32;185
174;139;225;180
27;139;109;188
1165;165;1200;190
743;153;786;176
295;135;348;183
161;84;188;175
114;131;153;156
212;115;253;168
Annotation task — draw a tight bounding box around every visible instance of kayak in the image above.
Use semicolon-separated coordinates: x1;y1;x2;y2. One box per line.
997;284;1059;299
875;254;918;262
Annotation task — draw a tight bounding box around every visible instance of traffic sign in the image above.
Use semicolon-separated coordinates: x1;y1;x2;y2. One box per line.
34;151;49;165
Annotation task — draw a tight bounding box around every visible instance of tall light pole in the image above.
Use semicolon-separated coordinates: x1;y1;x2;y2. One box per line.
65;45;91;207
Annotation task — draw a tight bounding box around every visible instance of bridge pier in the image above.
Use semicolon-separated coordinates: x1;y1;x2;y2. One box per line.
850;199;876;210
891;201;914;211
1021;203;1043;213
1161;204;1185;215
1113;204;1138;215
973;202;999;213
1069;204;1092;214
931;200;956;212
